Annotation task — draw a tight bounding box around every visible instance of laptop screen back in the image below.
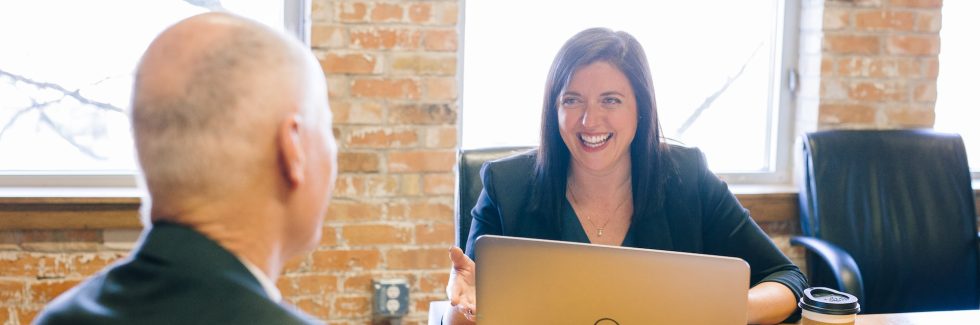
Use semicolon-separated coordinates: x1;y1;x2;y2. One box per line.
475;235;749;325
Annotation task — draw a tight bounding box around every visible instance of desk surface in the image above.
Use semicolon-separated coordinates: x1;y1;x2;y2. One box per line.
850;309;980;325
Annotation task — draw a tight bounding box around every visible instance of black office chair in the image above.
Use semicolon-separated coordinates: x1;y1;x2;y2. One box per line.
791;129;980;314
455;146;534;252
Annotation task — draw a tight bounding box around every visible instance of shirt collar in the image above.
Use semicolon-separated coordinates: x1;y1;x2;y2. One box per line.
237;256;283;303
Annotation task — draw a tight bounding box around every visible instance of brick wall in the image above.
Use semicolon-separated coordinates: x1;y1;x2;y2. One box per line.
0;0;956;324
811;0;942;129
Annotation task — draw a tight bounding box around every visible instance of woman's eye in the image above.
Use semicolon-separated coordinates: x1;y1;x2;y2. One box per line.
561;97;582;106
602;97;622;105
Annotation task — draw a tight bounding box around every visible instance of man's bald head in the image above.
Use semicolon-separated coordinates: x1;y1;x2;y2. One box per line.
132;13;332;219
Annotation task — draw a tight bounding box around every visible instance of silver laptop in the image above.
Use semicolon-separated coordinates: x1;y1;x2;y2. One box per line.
475;235;749;324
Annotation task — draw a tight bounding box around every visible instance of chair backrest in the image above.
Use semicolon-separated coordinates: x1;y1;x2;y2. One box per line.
455;147;534;253
800;129;979;314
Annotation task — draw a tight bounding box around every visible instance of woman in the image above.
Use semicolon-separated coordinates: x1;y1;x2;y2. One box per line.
444;28;807;324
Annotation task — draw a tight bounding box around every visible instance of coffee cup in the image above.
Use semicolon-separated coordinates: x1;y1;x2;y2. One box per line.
798;287;860;325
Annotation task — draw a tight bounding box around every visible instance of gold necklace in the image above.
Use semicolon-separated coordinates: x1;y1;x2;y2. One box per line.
567;182;631;237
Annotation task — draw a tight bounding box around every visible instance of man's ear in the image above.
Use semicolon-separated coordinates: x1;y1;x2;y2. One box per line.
277;114;305;188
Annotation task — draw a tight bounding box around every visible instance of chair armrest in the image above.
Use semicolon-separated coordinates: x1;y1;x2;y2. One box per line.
428;300;450;325
790;236;865;301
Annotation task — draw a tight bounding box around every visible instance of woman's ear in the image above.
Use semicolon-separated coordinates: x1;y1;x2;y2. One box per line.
277;114;306;188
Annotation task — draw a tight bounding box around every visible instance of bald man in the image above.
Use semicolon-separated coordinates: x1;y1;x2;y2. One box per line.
34;12;336;325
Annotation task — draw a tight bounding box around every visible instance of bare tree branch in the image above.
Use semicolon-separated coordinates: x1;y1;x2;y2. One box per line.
37;109;107;160
675;43;765;137
0;68;125;113
0;96;65;139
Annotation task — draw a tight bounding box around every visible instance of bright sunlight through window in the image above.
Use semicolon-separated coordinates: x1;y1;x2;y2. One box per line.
461;0;792;174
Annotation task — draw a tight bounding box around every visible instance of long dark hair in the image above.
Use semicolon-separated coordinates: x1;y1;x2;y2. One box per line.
532;28;671;234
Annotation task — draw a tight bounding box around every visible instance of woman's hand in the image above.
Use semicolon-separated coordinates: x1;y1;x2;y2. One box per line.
444;246;477;324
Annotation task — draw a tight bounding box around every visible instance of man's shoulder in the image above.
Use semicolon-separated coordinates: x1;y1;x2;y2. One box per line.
34;262;318;325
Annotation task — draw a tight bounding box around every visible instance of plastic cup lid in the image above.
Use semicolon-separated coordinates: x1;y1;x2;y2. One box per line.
798;287;861;315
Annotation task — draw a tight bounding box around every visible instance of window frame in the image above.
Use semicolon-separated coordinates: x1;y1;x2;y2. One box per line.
458;0;802;186
0;0;311;191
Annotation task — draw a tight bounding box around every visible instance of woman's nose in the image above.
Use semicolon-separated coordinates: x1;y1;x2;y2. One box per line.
580;103;601;128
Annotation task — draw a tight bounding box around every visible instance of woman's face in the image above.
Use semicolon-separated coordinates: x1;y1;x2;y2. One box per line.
558;61;638;174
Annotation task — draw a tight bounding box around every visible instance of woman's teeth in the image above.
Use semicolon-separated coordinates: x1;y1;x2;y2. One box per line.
580;133;612;148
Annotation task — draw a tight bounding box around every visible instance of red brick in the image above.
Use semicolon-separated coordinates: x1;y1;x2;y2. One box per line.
913;82;937;102
387;200;454;222
342;273;374;292
319;225;339;247
311;1;332;22
415;223;454;245
388;150;456;173
338;151;381;173
349;27;420;50
371;3;403;22
924;57;940;79
387;248;448;269
436;2;459;25
915;10;942;32
424;126;457;149
408;3;432;23
17;307;39;325
854;10;915;31
320;52;380;75
884;106;935;127
351;78;420;99
391;54;456;75
326;199;384;222
400;174;423;196
389;104;456;125
818;103;876;124
418;271;450;293
423;29;458;51
423;77;457;100
886;35;940;55
847;81;907;101
337;1;368;22
30;279;81;303
311;25;345;48
71;253;126;275
334;174;399;198
334;295;371;318
342;224;412;245
821;57;835;76
0;253;62;277
836;56;920;78
326;76;349;99
824;34;880;54
278;274;338;297
281;254;307;274
423;173;455;195
0;280;25;304
823;8;850;30
344;127;419;148
330;100;383;125
889;0;941;8
311;250;382;271
293;297;331;320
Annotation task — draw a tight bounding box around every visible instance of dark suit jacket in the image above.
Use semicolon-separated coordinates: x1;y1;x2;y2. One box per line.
466;146;807;315
34;222;319;325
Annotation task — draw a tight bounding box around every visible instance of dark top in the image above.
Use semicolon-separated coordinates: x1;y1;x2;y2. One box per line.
34;222;319;325
466;146;807;320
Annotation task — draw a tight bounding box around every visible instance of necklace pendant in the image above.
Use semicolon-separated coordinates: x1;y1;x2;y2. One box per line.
597;228;604;237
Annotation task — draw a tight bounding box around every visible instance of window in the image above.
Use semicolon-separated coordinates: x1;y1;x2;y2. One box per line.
0;0;307;186
461;0;797;182
935;0;980;176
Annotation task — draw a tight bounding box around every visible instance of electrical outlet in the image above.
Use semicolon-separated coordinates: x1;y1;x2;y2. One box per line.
372;279;409;319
